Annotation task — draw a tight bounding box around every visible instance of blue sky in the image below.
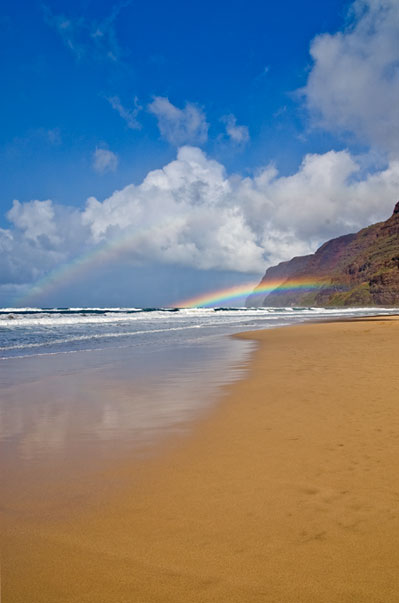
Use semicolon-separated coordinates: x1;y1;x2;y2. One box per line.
0;0;398;307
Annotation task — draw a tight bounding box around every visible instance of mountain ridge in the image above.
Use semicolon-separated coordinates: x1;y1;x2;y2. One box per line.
248;202;399;307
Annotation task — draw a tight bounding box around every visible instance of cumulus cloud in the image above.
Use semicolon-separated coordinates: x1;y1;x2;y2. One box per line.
82;146;261;272
0;200;89;289
303;0;399;156
1;147;398;295
82;146;399;272
8;200;60;245
92;148;118;173
148;97;209;146
108;96;141;130
221;114;250;144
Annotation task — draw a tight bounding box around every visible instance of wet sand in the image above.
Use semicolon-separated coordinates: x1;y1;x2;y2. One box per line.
3;317;399;602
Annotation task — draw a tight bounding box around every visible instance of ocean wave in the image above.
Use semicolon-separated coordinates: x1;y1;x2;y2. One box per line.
0;306;397;361
0;305;396;327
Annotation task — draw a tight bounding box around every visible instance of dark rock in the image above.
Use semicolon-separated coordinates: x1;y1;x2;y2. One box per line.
247;202;399;307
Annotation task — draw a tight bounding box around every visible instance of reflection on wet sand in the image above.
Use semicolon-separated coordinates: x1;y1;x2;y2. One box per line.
0;336;254;516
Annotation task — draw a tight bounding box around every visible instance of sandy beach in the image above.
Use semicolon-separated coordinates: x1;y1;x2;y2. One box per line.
3;317;399;602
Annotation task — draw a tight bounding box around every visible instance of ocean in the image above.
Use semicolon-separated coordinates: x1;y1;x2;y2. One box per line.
0;306;397;482
1;305;396;361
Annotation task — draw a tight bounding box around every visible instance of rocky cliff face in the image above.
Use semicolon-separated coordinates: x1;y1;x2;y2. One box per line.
248;202;399;307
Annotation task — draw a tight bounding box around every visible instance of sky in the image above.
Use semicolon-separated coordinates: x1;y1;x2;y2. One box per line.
0;0;398;307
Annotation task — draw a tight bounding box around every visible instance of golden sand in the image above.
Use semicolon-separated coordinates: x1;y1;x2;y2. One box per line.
3;317;399;602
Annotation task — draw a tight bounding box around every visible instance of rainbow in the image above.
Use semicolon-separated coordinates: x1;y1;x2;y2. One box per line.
174;277;329;308
15;243;115;307
14;220;181;307
14;224;328;308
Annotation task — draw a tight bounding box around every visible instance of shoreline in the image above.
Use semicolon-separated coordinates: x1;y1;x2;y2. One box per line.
3;316;399;601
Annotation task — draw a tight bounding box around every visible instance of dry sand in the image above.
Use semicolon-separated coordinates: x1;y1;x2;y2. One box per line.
3;317;399;602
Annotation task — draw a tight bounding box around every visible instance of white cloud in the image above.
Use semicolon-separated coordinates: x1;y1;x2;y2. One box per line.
1;147;398;293
92;148;118;173
82;146;261;272
1;200;90;287
148;97;209;146
8;200;60;245
303;0;399;156
0;226;61;286
82;146;399;272
108;96;141;130
221;114;250;144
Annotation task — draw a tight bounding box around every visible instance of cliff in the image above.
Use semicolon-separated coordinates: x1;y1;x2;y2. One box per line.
247;202;399;307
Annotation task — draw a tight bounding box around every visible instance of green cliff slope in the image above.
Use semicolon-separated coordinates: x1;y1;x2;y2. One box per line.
249;202;399;307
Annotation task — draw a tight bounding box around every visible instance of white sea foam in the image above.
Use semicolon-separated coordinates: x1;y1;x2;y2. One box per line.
1;305;393;328
0;306;397;361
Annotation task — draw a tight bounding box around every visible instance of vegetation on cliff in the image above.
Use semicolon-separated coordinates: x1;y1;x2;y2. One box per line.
249;202;399;307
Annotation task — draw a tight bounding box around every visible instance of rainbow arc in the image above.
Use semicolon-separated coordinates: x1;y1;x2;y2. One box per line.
175;278;328;308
